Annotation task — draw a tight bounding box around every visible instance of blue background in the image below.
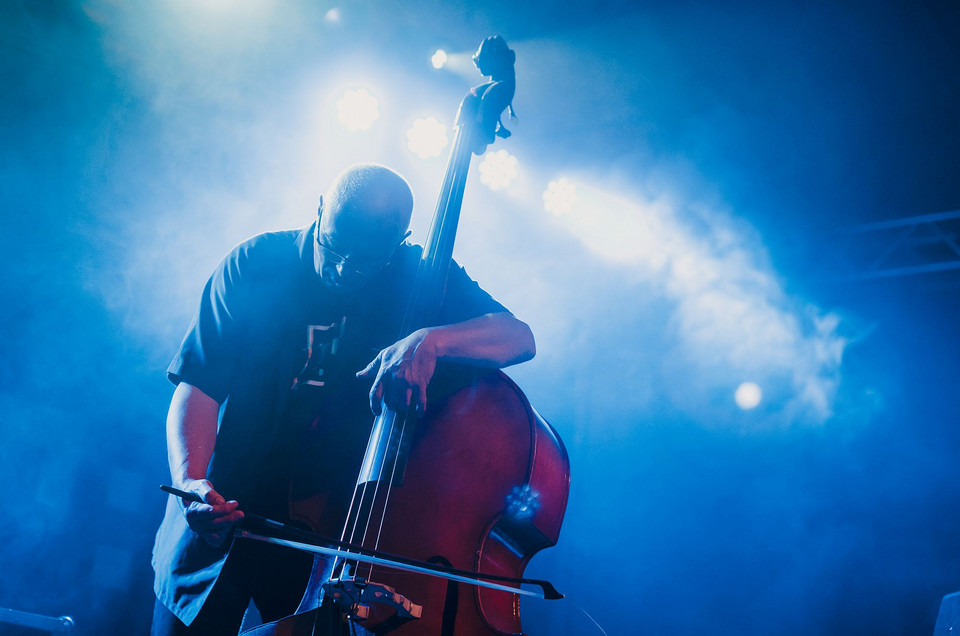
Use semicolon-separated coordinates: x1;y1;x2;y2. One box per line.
2;1;959;634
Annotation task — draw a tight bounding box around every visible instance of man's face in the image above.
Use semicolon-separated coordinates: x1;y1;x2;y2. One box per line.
314;204;406;295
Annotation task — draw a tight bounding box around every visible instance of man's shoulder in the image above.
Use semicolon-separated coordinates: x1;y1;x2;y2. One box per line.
222;226;308;279
231;227;304;258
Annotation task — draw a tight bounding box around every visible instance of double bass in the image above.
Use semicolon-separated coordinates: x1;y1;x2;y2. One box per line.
243;36;570;636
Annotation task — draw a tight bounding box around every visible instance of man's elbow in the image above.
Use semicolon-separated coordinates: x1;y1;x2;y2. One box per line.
521;321;536;362
509;317;536;366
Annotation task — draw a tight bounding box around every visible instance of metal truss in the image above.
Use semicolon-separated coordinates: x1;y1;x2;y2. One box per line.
845;209;960;281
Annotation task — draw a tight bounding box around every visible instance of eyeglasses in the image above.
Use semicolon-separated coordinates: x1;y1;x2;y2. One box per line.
315;225;410;279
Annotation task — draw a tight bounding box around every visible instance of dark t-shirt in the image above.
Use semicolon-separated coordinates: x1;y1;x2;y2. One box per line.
154;221;509;624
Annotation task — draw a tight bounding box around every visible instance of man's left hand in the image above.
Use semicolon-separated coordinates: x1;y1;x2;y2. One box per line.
357;328;437;416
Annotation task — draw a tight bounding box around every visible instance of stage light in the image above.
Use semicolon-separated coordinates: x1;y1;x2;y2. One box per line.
543;178;577;215
336;89;379;131
406;117;448;158
735;382;762;410
431;49;448;69
478;149;518;191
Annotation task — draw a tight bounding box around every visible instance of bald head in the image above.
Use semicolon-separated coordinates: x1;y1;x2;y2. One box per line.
314;164;414;292
320;163;413;247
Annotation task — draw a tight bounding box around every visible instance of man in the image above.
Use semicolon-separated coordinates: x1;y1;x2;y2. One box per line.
151;164;535;635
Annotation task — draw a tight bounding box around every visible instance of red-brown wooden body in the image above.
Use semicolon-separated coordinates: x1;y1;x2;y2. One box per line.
245;369;570;636
350;369;569;635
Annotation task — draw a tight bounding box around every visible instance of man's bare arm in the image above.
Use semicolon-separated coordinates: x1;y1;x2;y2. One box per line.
422;311;536;368
358;312;536;415
166;382;243;545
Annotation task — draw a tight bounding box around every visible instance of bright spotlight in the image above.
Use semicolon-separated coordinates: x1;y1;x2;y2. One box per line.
543;178;577;215
336;89;379;131
324;7;341;23
735;382;763;410
406;117;448;158
478;149;518;191
431;49;448;69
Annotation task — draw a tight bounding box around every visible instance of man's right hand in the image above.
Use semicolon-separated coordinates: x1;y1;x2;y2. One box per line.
178;478;244;547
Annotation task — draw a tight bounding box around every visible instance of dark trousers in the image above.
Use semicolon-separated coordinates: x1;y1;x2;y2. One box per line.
151;539;313;636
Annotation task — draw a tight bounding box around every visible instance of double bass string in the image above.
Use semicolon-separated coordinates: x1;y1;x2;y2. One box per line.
356;399;416;582
365;408;413;584
339;90;478;589
339;407;398;579
356;406;406;581
362;121;474;582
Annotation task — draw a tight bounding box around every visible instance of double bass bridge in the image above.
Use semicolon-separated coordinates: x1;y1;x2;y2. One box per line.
323;577;422;629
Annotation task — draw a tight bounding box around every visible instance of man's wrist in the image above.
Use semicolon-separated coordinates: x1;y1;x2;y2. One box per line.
420;327;445;359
